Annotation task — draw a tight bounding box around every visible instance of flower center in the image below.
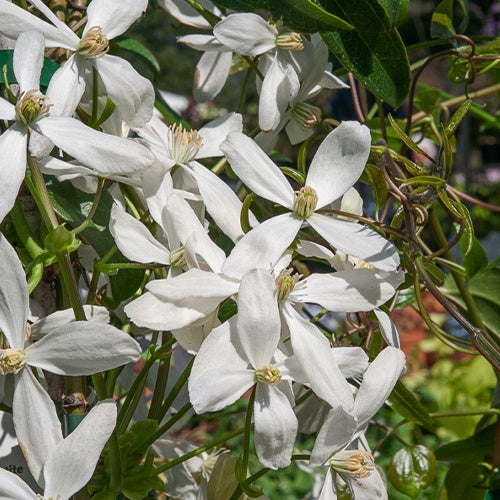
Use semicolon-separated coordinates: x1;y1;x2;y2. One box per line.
78;26;109;58
15;90;51;125
0;348;27;375
255;364;281;386
293;186;318;219
291;102;322;130
169;246;187;268
275;32;304;50
329;450;375;479
165;123;203;165
275;268;301;300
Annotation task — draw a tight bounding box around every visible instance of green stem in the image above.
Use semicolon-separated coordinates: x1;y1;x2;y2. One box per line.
154;427;246;474
429;209;485;330
430;409;499;418
9;200;44;258
236;66;252;114
241;386;255;477
157;357;194;422
91;67;99;124
148;334;172;420
183;0;220;25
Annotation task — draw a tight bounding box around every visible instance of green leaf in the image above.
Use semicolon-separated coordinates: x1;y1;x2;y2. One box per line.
46;177;145;305
394;285;416;309
446;99;472;137
419;256;447;287
435;423;495;463
387;114;432;158
413;89;442;113
0;50;59;87
214;0;353;32
377;0;409;26
431;0;469;39
113;37;160;73
120;419;159;458
321;0;410;107
389;445;437;498
218;298;238;323
359;163;388;216
442;266;500;337
388;380;435;430
441;463;487;500
459;232;488;279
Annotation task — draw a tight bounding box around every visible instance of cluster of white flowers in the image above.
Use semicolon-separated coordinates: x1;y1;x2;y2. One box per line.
0;0;407;498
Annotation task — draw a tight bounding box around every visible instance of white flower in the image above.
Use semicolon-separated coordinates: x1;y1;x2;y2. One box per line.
188;269;302;469
0;30;154;223
0;234;141;482
0;0;154;127
219;122;400;279
158;0;221;29
0;400;117;500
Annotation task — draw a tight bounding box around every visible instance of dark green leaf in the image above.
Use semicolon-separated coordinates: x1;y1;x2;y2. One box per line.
394;285;416;309
359;163;388;216
431;0;469;39
441;463;486;500
377;0;409;26
214;0;353;32
46;177;145;305
113;37;160;73
446;99;472;137
388;380;435;430
321;1;410;107
413;89;442;113
435;423;495;463
389;445;437;498
0;50;59;87
459;232;488;279
218;298;238;323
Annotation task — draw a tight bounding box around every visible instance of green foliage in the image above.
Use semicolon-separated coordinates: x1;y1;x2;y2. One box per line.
359;164;388;217
389;445;438;498
377;0;409;27
0;50;59;87
112;37;161;74
459;232;488;280
431;0;469;39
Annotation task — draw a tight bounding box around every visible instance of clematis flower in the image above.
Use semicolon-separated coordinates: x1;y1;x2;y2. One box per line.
189;269;302;469
0;0;154;127
213;13;304;131
0;30;154;223
0;234;141;482
0;400;117;500
158;0;221;29
219;122;400;279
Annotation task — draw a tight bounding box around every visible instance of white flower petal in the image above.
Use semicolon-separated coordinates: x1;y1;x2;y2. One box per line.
159;0;218;29
45;53;86;117
214;13;276;56
142;162;174;227
191;162;257;243
347;466;388;500
309;406;358;466
29;0;80;45
147;269;238;306
0;124;27;224
0;468;36;499
0;96;15;120
236;269;280;369
30;305;109;340
374;309;400;348
308;213;400;272
295;240;334;261
193;50;232;103
25;322;140;375
221;213;302;280
0;0;78;49
285;118;313;145
331;347;369;379
178;34;226;51
197;112;242;159
164;192;226;272
259;56;296;132
0;233;29;348
254;384;297;469
109;204;170;265
354;346;406;428
290;269;402;312
306;122;371;208
13;31;44;92
125;292;210;331
282;303;354;411
34;116;154;174
43;400;117;500
189;321;254;413
221;132;294;208
93;55;154;128
85;0;148;39
13;369;63;484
